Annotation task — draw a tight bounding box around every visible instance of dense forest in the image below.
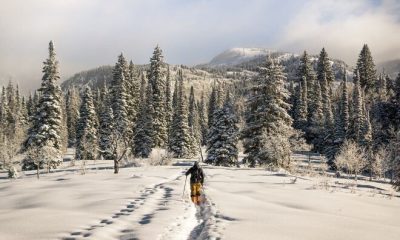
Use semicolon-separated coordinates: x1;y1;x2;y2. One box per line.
0;41;399;190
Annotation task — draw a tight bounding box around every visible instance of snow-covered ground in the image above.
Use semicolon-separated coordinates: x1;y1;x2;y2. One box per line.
0;158;399;240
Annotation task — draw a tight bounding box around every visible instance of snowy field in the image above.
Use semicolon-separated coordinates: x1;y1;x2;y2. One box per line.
0;157;400;240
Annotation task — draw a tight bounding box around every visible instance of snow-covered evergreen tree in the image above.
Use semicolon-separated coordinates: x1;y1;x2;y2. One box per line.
377;73;388;102
207;86;218;130
308;80;324;150
198;92;208;146
297;51;316;110
165;66;173;131
148;45;167;147
351;71;364;143
134;74;154;158
322;74;334;129
188;86;201;143
206;92;239;166
65;87;80;147
110;53;130;137
242;57;293;168
355;44;377;95
317;48;335;97
75;87;98;160
337;68;350;142
168;70;194;158
98;89;115;160
126;60;140;130
294;77;308;130
23;41;62;170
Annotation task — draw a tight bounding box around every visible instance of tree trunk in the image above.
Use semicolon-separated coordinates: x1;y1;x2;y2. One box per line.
36;165;40;179
114;159;119;174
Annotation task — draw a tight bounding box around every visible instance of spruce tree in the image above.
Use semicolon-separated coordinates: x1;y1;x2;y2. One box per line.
172;77;178;110
65;87;80;147
168;70;194;158
134;75;154;158
322;74;334;129
297;51;316;109
242;57;293;167
111;54;130;137
288;80;296;119
207;86;218;130
352;71;364;143
198;92;208;146
188;85;201;150
0;87;9;131
165;66;173;131
206;92;239;166
360;94;372;146
355;44;377;95
126;60;140;130
75;87;98;160
297;77;308;130
338;68;349;141
23;41;62;170
377;73;388;102
308;81;324;150
148;45;167;147
317;48;335;97
99;91;115;160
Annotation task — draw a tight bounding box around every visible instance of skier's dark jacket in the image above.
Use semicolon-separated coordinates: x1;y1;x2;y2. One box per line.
185;163;204;185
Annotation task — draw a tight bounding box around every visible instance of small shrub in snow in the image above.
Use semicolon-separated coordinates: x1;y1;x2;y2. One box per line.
7;166;19;179
335;140;366;181
148;148;173;166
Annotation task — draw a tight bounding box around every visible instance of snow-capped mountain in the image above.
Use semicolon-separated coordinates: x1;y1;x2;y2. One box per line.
208;48;279;66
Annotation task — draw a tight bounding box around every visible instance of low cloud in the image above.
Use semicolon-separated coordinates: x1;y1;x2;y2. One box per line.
278;0;400;66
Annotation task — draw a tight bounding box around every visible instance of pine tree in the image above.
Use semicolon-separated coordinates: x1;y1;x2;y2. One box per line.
242;57;293;167
172;77;178;110
198;92;208;146
126;60;140;130
337;68;349;142
355;44;377;95
352;71;364;143
294;77;308;130
0;87;9;131
207;86;218;130
317;48;335;97
297;51;316;109
322;73;334;129
165;66;173;131
188;85;200;152
360;94;372;147
206;92;239;166
75;87;98;160
288;80;296;119
134;75;154;158
377;73;388;102
65;87;80;147
168;70;194;158
110;54;130;137
148;45;167;147
98;94;115;160
308;81;324;150
23;41;62;170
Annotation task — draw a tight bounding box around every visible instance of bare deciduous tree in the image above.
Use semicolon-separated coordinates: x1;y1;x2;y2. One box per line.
335;140;366;181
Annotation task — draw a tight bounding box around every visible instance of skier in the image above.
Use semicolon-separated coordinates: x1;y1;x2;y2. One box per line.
185;161;205;205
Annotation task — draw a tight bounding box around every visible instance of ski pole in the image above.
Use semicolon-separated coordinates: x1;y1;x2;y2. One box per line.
182;175;188;198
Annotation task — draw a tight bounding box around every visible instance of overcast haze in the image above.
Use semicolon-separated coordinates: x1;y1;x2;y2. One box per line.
1;0;400;93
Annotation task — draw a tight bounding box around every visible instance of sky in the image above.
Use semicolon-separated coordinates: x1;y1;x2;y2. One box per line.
0;0;399;92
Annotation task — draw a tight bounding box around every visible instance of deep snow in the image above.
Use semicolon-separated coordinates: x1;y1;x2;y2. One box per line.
0;157;399;240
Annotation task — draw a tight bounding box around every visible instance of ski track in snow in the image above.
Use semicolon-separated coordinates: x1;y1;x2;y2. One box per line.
59;172;229;240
